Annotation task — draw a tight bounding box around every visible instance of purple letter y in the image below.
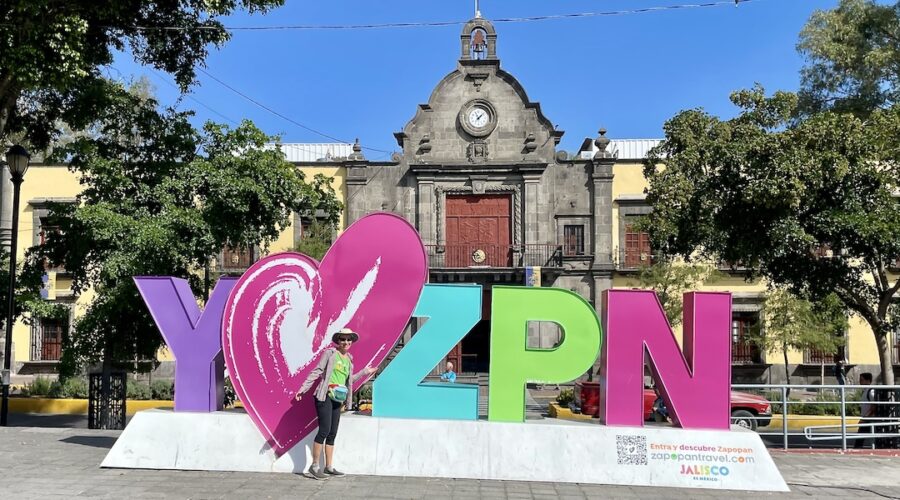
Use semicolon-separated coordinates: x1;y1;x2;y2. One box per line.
134;276;237;412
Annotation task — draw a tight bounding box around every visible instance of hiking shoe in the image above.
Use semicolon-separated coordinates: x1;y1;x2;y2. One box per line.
324;467;345;476
307;464;328;480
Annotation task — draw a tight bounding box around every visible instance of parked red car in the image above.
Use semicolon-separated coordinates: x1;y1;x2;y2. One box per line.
574;382;772;430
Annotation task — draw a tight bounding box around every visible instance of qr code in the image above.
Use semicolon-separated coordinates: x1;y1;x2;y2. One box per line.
616;435;648;465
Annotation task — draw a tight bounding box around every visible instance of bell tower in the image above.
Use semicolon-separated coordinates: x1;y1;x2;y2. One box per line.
459;17;498;62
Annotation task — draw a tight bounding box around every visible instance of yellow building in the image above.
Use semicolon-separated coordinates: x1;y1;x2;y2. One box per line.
605;140;889;384
7;141;891;385
5;146;350;381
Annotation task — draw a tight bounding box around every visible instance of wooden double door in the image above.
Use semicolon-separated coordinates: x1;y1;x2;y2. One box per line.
442;193;512;372
445;194;512;267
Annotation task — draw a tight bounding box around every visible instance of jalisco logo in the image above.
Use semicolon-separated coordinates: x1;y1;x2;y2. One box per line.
680;464;730;478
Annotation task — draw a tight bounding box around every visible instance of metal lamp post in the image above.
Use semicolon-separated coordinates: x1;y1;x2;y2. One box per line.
0;144;29;426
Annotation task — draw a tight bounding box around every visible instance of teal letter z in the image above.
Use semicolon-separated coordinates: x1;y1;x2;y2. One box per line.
373;284;480;420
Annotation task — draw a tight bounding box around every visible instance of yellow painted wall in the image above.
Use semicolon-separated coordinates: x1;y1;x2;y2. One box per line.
10;159;884;371
268;166;346;254
13;164;346;368
610;161;648;256
12;166;83;367
609;161;882;368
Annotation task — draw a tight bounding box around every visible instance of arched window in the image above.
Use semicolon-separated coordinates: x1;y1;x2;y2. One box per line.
470;28;487;60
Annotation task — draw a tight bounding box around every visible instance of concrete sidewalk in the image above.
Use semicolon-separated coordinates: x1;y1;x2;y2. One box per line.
3;425;900;499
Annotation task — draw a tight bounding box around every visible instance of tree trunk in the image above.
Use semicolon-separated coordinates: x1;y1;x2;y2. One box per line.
874;330;895;385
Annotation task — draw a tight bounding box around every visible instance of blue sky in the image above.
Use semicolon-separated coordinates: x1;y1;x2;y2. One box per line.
112;0;839;159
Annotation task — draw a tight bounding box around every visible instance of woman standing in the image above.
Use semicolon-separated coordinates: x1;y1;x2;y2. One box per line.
295;328;375;479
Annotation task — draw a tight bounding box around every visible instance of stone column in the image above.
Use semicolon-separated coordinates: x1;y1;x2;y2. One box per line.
589;129;616;380
417;178;435;246
343;139;369;227
591;129;615;267
344;165;368;227
523;175;541;246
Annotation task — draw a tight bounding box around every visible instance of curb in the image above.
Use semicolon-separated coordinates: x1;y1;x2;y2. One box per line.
762;414;861;431
548;403;593;422
9;398;245;416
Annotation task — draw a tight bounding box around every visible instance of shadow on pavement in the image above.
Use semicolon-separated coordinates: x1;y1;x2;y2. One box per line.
60;435;118;449
9;413;90;428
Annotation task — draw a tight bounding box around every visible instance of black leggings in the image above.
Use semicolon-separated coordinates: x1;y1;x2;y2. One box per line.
314;397;342;445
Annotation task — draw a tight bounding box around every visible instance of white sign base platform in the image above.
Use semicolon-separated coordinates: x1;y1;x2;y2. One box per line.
102;409;787;492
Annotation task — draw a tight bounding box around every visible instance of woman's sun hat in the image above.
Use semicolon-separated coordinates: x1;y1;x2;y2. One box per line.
332;327;359;343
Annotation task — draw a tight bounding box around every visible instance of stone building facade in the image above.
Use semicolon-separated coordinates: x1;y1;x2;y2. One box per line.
338;17;617;373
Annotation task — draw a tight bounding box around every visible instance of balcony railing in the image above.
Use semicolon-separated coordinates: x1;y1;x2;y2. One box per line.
616;248;657;270
425;244;562;269
732;341;762;365
805;347;840;365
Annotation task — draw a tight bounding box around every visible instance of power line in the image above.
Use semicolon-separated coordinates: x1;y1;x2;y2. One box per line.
118;0;756;32
117;67;364;162
196;67;392;154
147;68;241;126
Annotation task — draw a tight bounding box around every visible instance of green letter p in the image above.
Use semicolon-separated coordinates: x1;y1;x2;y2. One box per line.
488;286;602;422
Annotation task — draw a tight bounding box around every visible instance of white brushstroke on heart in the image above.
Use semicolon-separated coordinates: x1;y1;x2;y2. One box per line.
242;256;382;382
229;257;317;382
255;272;320;380
318;257;382;353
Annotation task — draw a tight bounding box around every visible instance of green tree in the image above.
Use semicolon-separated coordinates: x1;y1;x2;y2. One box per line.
37;82;341;377
0;0;283;148
643;86;900;384
0;248;69;339
295;219;335;261
753;289;848;388
798;0;900;116
628;259;721;328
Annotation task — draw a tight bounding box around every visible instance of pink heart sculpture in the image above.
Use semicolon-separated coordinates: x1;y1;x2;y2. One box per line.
222;213;428;456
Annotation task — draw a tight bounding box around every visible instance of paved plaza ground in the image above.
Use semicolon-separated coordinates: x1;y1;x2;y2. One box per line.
3;416;900;500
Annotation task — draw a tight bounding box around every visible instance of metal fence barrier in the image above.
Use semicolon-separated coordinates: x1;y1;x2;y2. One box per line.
732;384;900;451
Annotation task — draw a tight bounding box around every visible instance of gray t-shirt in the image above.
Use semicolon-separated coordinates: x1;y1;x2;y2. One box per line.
861;388;874;417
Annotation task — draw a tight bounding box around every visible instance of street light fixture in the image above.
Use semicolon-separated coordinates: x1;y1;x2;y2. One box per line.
1;144;29;426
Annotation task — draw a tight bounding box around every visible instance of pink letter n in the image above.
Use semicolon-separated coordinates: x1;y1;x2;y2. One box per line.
599;290;731;429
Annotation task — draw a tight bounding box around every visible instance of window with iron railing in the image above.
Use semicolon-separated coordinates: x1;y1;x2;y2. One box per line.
805;346;840;365
37;219;66;271
563;225;585;256
221;245;255;270
624;223;653;268
31;316;67;361
732;312;763;365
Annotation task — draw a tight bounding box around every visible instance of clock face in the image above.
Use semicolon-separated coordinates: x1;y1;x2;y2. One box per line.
467;107;490;128
459;99;496;137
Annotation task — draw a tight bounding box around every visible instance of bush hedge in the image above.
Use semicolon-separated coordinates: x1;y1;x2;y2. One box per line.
556;388;575;407
762;389;861;417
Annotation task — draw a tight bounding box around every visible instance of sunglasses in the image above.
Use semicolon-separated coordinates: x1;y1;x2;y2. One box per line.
337;337;354;343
